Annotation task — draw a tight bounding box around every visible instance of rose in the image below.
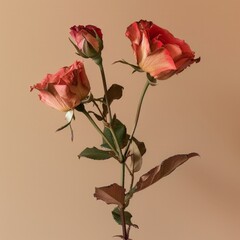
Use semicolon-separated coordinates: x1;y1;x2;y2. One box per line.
70;25;103;59
30;61;90;112
126;20;200;80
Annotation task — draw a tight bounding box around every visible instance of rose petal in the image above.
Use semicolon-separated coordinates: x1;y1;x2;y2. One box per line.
165;44;183;60
126;20;199;80
139;48;176;77
31;61;90;111
38;90;71;112
126;22;142;45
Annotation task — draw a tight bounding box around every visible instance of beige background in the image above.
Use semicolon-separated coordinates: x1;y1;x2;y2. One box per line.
0;0;239;239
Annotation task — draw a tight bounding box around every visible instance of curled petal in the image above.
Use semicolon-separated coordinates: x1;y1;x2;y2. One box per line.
31;61;90;112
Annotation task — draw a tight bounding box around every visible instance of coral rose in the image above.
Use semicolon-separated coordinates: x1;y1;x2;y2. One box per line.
126;20;200;80
31;61;90;112
70;25;103;59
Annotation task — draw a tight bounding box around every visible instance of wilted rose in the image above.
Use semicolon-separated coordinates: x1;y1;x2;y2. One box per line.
30;61;90;112
70;25;103;59
126;20;200;80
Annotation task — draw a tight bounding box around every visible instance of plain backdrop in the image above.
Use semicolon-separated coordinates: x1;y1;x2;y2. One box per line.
0;0;239;239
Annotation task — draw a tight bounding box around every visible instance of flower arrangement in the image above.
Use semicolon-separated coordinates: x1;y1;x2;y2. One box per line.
31;20;200;240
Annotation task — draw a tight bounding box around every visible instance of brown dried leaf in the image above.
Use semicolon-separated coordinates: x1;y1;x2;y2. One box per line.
94;183;125;207
132;137;146;156
103;84;124;117
135;152;199;192
129;140;143;172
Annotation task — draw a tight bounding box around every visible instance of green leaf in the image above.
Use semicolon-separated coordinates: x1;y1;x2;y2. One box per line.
103;84;124;117
135;153;199;192
78;147;114;160
102;117;127;149
112;207;138;228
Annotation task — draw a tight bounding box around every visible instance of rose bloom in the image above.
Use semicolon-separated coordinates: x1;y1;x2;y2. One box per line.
126;20;200;80
70;25;103;58
30;61;90;112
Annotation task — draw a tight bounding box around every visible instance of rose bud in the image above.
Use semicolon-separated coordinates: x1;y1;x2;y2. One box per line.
30;61;90;112
70;25;103;60
126;20;200;80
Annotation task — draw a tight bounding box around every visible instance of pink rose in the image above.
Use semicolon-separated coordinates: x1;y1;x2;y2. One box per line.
30;61;90;112
70;25;103;59
126;20;200;80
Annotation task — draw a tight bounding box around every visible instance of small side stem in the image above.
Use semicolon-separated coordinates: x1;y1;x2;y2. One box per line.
82;109;118;158
129;168;135;191
92;98;106;121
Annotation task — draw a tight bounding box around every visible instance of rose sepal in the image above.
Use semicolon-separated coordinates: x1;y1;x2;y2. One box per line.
113;59;143;73
146;73;158;86
69;38;89;58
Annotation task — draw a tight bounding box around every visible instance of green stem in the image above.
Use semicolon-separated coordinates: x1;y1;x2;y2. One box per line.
96;57;128;239
124;80;150;158
120;207;128;240
120;80;150;240
122;159;126;188
129;167;135;191
92;98;106;121
82;109;119;158
97;60;125;184
109;128;124;161
98;60;113;123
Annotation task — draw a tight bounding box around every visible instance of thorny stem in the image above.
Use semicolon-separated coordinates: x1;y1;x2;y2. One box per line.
97;61;127;237
94;59;152;240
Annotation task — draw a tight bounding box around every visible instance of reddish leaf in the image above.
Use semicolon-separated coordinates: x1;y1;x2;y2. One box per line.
103;84;124;117
135;153;199;192
94;183;125;207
